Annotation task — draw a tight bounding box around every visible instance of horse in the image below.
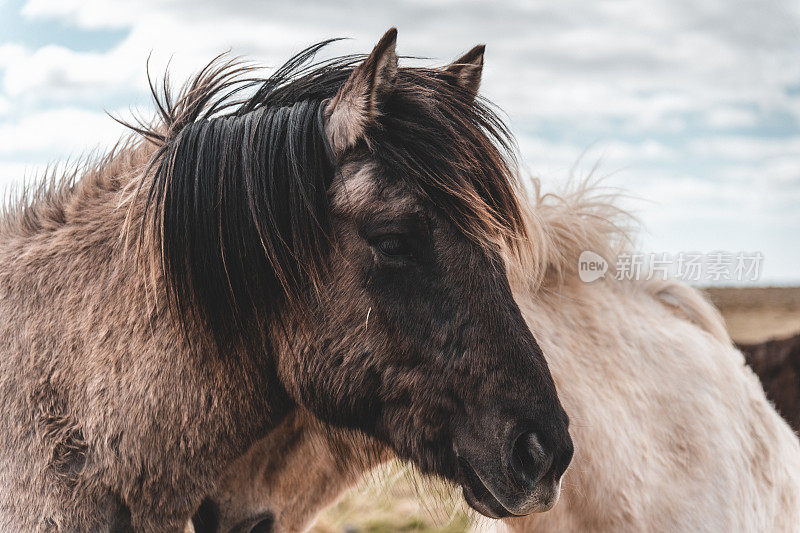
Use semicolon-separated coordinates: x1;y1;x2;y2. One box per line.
195;334;800;533
492;184;800;531
194;181;800;532
189;409;388;532
0;29;574;530
738;333;800;434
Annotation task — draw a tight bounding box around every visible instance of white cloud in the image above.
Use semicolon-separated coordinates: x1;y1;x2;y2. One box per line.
0;107;126;156
690;136;800;161
0;161;43;183
2;0;798;281
516;136;680;186
21;0;139;29
1;45;139;97
6;0;796;133
704;107;759;129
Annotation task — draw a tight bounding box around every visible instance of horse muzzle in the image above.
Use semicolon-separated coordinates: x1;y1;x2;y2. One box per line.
453;417;573;518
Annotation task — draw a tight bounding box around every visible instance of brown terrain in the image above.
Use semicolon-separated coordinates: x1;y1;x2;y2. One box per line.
704;286;800;344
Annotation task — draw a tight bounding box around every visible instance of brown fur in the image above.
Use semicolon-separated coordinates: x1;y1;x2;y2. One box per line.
738;333;800;434
0;31;573;530
198;180;800;532
0;141;289;530
193;410;388;532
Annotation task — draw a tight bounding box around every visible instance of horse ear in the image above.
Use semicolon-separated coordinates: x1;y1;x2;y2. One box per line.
445;45;485;98
325;28;398;156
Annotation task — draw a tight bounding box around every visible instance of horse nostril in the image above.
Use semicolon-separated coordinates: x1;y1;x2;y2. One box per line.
510;432;552;488
191;498;219;533
249;514;274;533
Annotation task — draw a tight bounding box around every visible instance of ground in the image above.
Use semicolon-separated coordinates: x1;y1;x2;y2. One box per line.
311;286;800;532
704;287;800;344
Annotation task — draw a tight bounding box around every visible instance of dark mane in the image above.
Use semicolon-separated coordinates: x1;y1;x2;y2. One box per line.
130;40;525;353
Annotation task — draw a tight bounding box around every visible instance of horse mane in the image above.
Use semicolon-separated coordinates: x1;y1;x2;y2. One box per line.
0;138;150;238
121;40;525;353
512;176;635;294
512;176;735;348
0;39;531;355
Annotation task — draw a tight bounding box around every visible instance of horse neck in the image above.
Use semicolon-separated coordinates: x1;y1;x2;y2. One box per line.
0;141;293;523
209;409;389;531
0;143;173;353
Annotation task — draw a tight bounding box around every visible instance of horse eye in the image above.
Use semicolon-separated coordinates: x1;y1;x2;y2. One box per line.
375;235;412;258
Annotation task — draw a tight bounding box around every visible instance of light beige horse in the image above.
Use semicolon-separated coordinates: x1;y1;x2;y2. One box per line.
493;182;800;531
197;180;800;532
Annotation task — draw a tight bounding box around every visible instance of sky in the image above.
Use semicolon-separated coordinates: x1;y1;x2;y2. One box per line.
0;0;798;284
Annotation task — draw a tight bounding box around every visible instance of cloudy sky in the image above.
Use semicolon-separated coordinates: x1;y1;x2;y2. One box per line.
1;0;798;283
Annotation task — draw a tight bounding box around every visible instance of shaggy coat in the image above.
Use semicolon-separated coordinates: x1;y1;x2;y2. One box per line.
190;410;386;532
200;182;800;532
495;185;800;531
0;142;288;531
0;30;573;530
